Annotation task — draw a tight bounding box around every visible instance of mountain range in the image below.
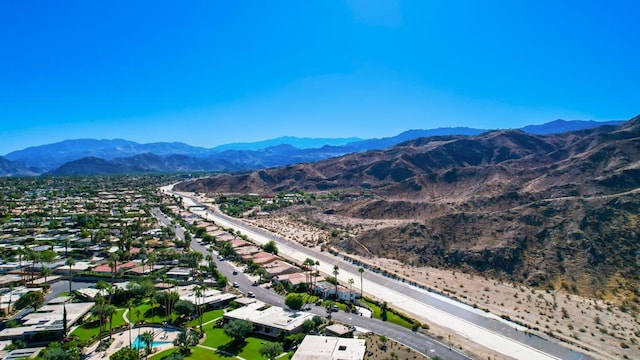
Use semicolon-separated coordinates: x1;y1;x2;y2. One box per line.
175;115;640;299
0;119;624;176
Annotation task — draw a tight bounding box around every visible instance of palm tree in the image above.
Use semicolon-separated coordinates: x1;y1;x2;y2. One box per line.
65;257;76;295
348;278;354;302
108;252;120;287
332;265;339;300
147;253;157;272
25;249;37;284
31;250;42;284
149;291;158;318
126;299;135;347
6;284;14;316
41;266;51;291
139;330;154;358
189;251;203;277
194;285;206;333
135;308;142;340
63;238;69;257
173;330;198;354
358;267;365;298
105;304;116;340
168;291;180;322
303;258;315;290
95;280;109;297
16;248;26;285
93;296;106;335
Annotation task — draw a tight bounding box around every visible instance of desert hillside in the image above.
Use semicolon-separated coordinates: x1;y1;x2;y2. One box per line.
176;116;640;299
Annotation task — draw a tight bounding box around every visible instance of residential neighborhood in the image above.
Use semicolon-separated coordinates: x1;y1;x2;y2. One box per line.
0;176;432;360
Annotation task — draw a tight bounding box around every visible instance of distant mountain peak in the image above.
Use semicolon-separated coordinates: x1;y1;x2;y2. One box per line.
2;118;625;176
520;119;624;134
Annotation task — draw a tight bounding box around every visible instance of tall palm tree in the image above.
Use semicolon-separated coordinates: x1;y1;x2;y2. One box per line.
126;299;135;347
108;252;120;287
31;250;41;284
93;296;106;335
139;330;154;358
303;258;315;290
147;253;157;272
6;284;14;316
168;291;180;322
135;308;142;340
358;267;365;298
63;238;69;257
41;266;51;291
189;251;203;277
194;285;205;333
16;248;25;285
348;278;354;302
332;265;339;300
105;304;116;340
65;257;76;295
24;249;35;284
95;280;109;297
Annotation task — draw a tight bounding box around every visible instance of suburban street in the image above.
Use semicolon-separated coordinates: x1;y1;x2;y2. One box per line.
162;188;597;360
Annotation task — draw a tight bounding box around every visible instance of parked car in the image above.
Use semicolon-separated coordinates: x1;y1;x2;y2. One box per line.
232;281;239;288
247;291;255;298
232;270;238;275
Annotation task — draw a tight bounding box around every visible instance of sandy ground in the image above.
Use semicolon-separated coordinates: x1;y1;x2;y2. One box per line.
244;213;640;360
361;332;432;360
250;215;329;246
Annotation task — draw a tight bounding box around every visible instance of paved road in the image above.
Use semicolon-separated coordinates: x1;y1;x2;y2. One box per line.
166;191;598;360
152;206;471;360
6;281;95;322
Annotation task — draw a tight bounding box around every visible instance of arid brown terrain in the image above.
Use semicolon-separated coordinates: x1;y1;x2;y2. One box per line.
177;116;640;304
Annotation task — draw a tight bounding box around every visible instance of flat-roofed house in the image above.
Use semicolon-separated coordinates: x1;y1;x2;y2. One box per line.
223;301;314;338
292;335;366;360
263;260;302;278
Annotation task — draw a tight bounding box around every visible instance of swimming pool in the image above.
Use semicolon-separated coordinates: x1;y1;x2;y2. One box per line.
130;335;172;350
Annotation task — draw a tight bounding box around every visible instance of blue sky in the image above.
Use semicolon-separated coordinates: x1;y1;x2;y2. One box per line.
1;1;638;155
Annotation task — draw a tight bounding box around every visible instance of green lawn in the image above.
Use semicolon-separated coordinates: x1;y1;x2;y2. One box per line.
202;328;231;348
112;309;127;328
150;348;178;360
291;292;319;304
131;302;175;324
360;298;415;329
70;308;127;341
320;300;347;311
201;326;277;359
189;346;235;360
237;337;277;359
187;309;224;327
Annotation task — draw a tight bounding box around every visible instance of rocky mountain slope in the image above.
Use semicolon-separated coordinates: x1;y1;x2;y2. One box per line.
176;116;640;299
0;156;38;177
44;153;239;176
